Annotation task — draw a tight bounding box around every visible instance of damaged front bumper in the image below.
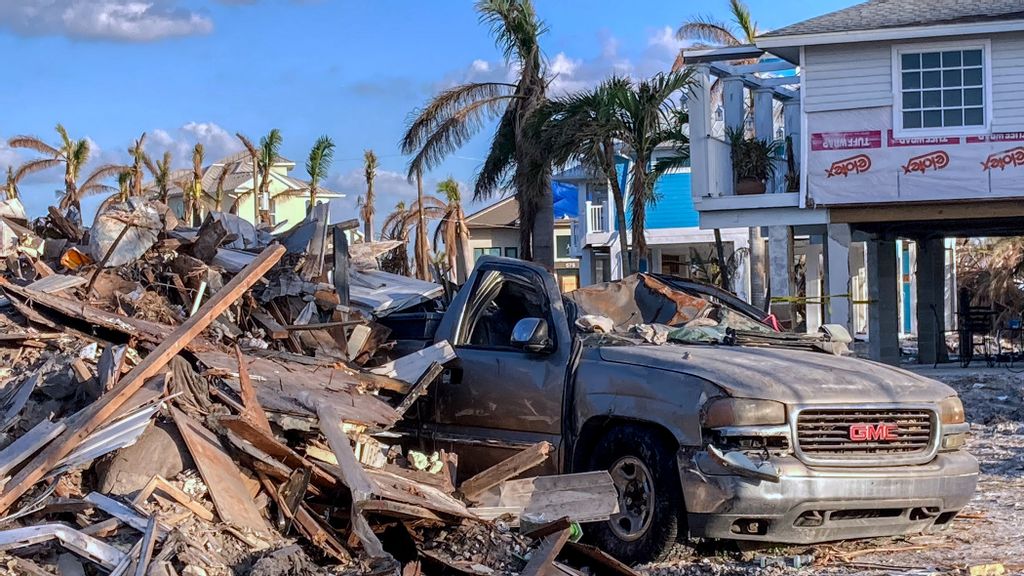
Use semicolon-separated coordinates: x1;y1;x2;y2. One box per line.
680;448;979;543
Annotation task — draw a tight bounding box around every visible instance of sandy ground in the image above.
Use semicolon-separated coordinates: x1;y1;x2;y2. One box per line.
639;367;1024;576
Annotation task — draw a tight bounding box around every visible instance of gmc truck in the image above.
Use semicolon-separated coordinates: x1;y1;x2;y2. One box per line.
392;256;978;564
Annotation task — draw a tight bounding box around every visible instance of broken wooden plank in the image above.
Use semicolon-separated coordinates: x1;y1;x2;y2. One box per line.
257;474;351;563
0;331;64;342
459;441;554;502
25;273;87;294
0;244;285;514
358;499;443;522
0;374;39;433
134;475;214;522
369;341;455;385
471;471;618;525
521;527;572;576
0;418;65;477
394;361;442;419
171;407;269;535
316;404;390;560
218;415;336;490
0;524;126;571
562;542;640;576
251;311;288;339
234;344;272;435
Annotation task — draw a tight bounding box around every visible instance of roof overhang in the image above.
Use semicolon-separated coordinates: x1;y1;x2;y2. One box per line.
757;18;1024;50
681;44;766;63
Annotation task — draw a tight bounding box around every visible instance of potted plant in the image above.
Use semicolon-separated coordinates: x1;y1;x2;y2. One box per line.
727;128;784;195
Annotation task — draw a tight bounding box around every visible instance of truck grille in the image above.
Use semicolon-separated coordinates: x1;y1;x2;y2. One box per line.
795;408;936;465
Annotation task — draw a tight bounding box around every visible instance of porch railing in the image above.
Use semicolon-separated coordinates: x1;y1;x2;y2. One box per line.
586;201;607;233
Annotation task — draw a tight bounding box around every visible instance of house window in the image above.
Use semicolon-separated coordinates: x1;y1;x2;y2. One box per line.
895;43;988;133
474;247;502;260
555;235;571;260
504;247;518;259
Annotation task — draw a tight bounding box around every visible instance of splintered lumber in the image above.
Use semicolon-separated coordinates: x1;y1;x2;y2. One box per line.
217;415;336;490
134;516;158;576
251;311;288;339
170;408;269;535
0;374;39;432
0;332;64;342
196;350;401;428
0;243;284;514
369;341;456;386
257;474;351;563
471;471;618;525
133;476;214;522
562;542;640;576
394;361;442;418
315;404;389;560
234;345;272;434
459;441;554;501
521;526;572;576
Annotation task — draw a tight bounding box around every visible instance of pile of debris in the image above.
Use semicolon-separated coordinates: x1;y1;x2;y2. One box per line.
0;199;626;576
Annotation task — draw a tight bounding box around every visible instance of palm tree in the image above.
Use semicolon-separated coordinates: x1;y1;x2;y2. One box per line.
361;149;378;242
413;169;431;280
401;0;554;266
235;132;261;221
9;124;93;218
126;133;150;198
434;177;472;282
257;129;283;224
183;143;205;225
116;169;132;202
677;0;758;50
305;135;335;210
381;201;412;276
208;164;230;213
4;166;21;201
540;77;632;273
144;151;174;204
615;71;694;273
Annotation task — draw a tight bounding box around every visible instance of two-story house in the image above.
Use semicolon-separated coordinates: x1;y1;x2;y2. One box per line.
687;0;1024;364
559;155;752;300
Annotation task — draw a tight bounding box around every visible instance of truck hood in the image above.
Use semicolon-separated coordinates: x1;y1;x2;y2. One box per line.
598;344;954;404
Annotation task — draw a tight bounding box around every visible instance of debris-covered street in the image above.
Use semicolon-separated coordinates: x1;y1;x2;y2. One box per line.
640;368;1024;576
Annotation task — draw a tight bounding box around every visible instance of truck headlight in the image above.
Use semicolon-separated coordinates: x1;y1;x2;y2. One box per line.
939;396;965;424
703;398;786;428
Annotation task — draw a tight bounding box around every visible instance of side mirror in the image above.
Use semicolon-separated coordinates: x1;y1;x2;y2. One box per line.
511;318;552;353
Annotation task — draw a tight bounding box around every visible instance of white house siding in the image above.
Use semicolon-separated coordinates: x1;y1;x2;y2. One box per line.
803;43;893;113
803;32;1024;127
991;32;1024;132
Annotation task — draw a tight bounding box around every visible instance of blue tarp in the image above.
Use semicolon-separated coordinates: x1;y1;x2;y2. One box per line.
552;180;578;219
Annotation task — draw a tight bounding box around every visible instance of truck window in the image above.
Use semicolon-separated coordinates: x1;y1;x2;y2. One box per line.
455;267;554;350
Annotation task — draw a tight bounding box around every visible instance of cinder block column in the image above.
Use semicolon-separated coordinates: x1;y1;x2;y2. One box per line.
768;225;795;326
868;238;900;364
805;241;824;333
916;237;948;364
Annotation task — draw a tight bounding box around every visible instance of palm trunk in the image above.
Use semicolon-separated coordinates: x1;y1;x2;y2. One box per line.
603;141;630;277
713;228;730;290
364;181;375;242
415;170;430;281
252;156;260;225
628;163;648;273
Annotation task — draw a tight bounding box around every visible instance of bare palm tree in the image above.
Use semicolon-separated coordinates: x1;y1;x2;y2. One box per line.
4;166;21;201
401;0;554;266
305;135;335;210
116;169;132;202
235;132;261;221
361;149;378;242
433;177;472;282
540;77;632;273
614;71;694;273
128;133;148;198
144;151;174;204
381;201;412;276
184;143;205;225
9;124;93;217
414;169;431;280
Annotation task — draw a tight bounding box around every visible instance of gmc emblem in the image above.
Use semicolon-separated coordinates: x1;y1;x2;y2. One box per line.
849;423;898;441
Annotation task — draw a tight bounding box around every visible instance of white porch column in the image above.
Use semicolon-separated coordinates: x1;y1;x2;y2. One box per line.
783;98;801;167
731;232;750;303
688;65;712;200
722;77;745;135
609;238;623;281
605;178;616;232
805;241;823;333
825;223;853;333
579;247;594;288
651;247;663;274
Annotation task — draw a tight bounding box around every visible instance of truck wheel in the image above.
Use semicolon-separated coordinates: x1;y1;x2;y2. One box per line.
586;425;682;565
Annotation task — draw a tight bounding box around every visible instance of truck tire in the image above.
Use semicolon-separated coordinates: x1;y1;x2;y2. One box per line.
586;424;682;565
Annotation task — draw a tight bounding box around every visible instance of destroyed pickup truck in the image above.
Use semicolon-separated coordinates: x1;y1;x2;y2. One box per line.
391;256;978;564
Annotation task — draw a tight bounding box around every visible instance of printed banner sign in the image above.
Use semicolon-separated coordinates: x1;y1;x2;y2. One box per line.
807;107;1024;205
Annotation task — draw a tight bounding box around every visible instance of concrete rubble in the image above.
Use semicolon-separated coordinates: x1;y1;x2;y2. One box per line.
0;204;625;576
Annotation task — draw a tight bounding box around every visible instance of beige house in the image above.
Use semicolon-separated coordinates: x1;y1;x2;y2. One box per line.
165;150;344;231
465;196;580;292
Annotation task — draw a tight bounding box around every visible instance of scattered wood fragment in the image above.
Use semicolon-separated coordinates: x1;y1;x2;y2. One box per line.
471;471;618;525
134;516;158;576
171;407;270;535
133;475;214;522
520;526;572;576
459;441;554;502
234;344;272;434
369;341;456;385
0;244;285;515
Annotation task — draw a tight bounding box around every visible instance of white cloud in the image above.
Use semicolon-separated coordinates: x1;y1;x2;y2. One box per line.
144;121;242;166
471;59;490;73
0;1;213;42
648;25;684;55
325;168;458;233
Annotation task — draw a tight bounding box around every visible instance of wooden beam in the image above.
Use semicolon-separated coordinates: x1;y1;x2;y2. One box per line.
0;244;285;514
234;344;272;435
459;441;554;502
520;527;572;576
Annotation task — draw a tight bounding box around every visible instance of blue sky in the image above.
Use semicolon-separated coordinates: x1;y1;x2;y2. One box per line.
0;0;856;223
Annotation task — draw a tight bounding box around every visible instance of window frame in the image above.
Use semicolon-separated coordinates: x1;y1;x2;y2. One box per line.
891;39;992;138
